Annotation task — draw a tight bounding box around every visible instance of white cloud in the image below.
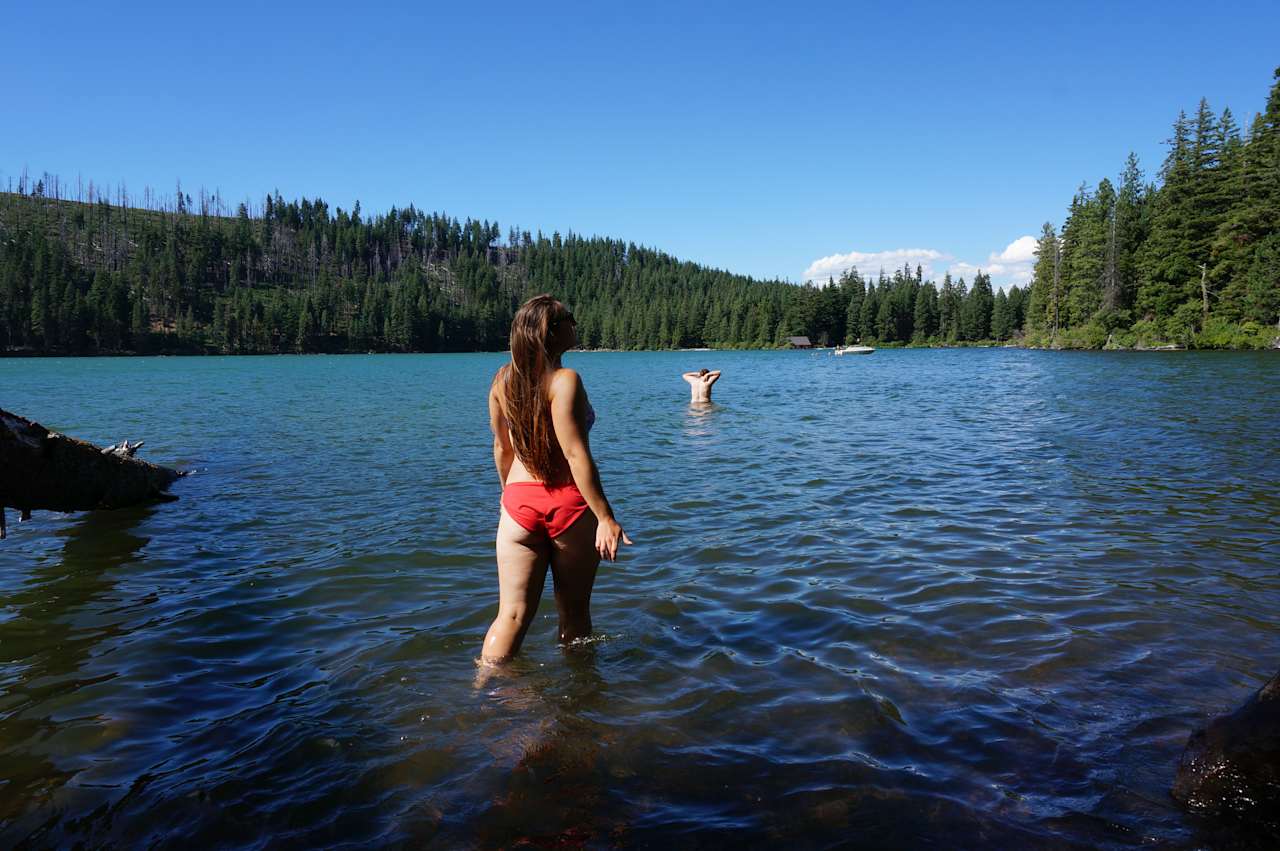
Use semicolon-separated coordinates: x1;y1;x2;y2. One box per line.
805;235;1039;293
995;235;1038;265
948;235;1037;290
804;248;950;284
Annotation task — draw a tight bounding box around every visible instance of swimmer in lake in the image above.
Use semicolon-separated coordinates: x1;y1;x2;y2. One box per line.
682;368;721;403
481;294;632;667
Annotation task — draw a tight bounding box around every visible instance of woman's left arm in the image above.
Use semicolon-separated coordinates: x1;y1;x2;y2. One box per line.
550;369;633;560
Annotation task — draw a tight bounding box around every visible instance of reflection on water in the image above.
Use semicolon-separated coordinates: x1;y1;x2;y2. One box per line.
683;400;722;438
0;507;152;827
0;350;1277;847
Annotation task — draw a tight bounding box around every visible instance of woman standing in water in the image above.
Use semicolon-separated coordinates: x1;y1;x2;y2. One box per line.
481;295;632;665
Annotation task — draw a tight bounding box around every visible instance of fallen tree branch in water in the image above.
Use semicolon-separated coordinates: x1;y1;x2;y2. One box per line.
0;407;186;539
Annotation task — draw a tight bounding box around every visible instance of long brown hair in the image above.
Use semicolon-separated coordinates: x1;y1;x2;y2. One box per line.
497;294;569;482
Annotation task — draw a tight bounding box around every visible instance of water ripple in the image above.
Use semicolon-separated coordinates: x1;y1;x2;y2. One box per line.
1;349;1278;847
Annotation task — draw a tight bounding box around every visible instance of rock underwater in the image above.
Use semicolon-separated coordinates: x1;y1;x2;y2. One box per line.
1173;669;1280;830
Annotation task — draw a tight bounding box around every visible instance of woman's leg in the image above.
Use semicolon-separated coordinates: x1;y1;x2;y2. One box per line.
549;510;601;644
481;507;551;664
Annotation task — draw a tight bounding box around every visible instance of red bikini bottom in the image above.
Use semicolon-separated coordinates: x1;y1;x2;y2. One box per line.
501;481;590;538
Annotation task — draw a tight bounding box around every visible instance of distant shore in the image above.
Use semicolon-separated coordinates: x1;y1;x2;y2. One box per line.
5;338;1278;358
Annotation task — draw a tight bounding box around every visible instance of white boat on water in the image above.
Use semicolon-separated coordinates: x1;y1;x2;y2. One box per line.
833;345;875;356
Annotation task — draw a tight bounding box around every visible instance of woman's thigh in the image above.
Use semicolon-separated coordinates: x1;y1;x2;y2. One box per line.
549;510;600;610
496;506;551;613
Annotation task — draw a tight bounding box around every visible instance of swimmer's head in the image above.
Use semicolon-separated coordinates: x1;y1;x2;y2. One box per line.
699;368;709;376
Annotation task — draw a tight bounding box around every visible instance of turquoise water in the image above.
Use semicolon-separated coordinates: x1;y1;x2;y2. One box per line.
1;349;1278;847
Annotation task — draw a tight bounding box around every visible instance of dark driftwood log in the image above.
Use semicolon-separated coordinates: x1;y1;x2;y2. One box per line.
1173;669;1280;826
0;408;186;539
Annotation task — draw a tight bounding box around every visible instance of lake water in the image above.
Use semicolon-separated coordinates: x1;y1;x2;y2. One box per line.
1;349;1278;847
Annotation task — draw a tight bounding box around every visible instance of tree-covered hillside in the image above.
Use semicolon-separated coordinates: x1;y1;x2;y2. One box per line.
0;186;803;354
0;181;1017;355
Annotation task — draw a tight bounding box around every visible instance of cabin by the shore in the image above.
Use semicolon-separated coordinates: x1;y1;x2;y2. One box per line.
786;336;813;349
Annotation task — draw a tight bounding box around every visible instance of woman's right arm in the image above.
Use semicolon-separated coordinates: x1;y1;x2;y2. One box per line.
489;376;514;487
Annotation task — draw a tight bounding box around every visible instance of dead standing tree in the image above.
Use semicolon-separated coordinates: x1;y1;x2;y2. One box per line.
0;408;185;539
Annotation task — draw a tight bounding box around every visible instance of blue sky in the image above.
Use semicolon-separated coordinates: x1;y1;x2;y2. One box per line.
4;1;1277;289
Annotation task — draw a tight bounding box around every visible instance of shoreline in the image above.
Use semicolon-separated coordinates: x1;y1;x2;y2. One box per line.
4;341;1279;358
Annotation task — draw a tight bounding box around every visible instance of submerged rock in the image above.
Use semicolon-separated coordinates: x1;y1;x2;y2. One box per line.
1173;670;1280;828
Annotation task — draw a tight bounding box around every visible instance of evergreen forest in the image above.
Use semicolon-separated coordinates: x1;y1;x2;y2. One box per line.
1;70;1277;355
1024;68;1280;349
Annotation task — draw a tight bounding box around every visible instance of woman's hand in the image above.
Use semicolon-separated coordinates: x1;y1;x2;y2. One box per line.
595;515;633;561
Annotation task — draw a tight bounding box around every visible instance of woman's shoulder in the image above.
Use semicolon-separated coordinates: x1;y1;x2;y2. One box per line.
489;365;509;406
548;367;583;395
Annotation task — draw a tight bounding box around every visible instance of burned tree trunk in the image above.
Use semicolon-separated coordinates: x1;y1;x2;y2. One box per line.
0;408;186;539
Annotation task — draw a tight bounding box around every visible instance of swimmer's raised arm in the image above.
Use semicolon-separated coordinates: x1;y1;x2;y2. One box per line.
706;370;722;385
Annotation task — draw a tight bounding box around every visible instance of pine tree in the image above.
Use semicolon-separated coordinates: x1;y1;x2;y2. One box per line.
859;284;879;341
1243;234;1280;327
1007;285;1026;332
961;272;993;340
875;290;894;341
938;273;960;341
1189;98;1227;266
1114;153;1147;314
991;289;1011;340
843;270;865;343
1137;110;1198;319
1213;70;1280;322
296;296;315;352
816;279;847;345
913;282;938;341
131;295;149;351
30;282;49;348
1060;183;1108;326
1026;223;1061;335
